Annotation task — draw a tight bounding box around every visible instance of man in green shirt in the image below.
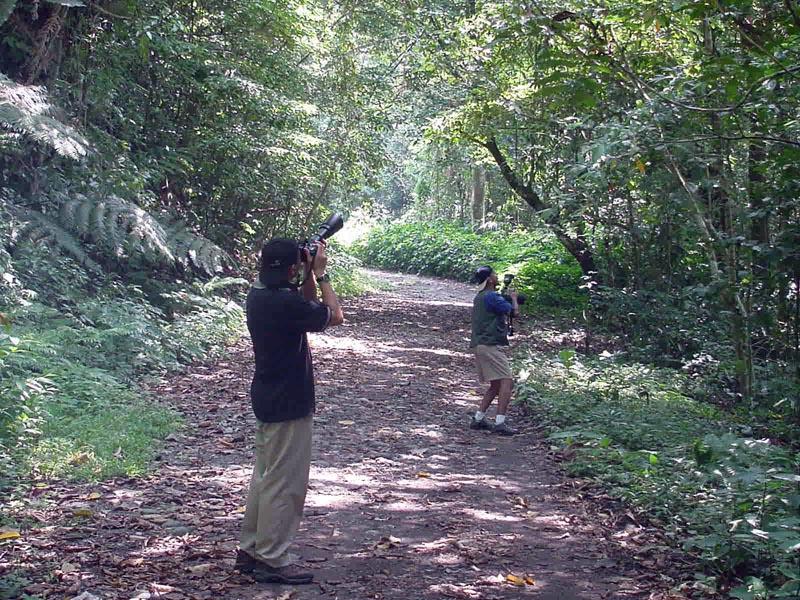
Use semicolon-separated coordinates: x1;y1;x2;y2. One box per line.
469;265;520;436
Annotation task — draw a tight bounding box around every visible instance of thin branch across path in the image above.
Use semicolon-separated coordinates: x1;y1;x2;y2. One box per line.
4;270;686;599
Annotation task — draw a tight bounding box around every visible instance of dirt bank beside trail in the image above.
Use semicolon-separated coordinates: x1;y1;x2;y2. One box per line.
5;270;688;600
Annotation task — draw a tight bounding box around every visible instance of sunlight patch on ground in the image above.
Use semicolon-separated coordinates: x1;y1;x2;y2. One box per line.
462;508;522;522
314;334;473;362
399;298;473;308
399;346;471;358
406;427;444;440
141;535;194;557
311;467;377;487
310;335;371;354
306;491;358;510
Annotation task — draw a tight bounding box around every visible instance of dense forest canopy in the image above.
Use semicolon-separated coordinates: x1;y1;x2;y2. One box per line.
1;0;798;406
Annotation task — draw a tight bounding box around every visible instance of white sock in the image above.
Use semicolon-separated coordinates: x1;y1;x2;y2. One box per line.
474;411;485;421
495;414;506;425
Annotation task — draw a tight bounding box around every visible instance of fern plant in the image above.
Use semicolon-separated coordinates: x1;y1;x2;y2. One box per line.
0;72;90;159
0;0;15;27
7;195;234;276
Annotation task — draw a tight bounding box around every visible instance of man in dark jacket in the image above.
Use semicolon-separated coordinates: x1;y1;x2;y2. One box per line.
469;265;519;436
236;237;343;584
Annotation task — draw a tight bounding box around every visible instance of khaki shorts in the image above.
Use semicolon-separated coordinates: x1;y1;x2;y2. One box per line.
474;344;512;383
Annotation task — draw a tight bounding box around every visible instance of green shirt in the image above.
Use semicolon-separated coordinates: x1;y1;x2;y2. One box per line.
470;290;509;348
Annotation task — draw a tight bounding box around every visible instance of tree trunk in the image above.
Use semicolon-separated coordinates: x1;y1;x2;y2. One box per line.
471;165;485;228
482;137;599;281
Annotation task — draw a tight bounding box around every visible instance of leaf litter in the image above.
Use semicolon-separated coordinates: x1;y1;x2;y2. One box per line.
2;269;702;599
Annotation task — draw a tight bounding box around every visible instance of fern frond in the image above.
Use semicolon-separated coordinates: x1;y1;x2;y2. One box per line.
0;72;90;158
59;196;80;231
124;202;174;264
12;208;102;272
0;0;17;28
195;276;248;295
57;195;175;265
75;195;93;236
158;212;235;275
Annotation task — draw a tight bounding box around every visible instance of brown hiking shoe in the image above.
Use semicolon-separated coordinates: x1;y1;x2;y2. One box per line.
251;562;314;584
234;549;259;573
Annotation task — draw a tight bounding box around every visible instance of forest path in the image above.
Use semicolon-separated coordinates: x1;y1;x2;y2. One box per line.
8;270;683;600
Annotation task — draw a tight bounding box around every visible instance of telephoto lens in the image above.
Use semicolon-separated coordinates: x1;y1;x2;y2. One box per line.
299;212;345;258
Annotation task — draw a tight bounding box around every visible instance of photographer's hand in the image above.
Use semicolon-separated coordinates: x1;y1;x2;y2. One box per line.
312;242;329;277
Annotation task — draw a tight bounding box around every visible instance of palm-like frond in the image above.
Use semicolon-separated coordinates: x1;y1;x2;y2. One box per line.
59;196;175;265
0;0;17;28
10;208;102;273
9;195;233;276
0;72;90;159
159;212;236;275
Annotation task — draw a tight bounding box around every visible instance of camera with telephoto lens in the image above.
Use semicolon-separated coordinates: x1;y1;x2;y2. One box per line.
299;212;345;260
500;274;526;305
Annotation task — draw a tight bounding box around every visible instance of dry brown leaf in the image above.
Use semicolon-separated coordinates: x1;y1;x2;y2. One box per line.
60;562;78;574
72;508;93;517
187;563;213;574
506;573;525;586
416;471;430;477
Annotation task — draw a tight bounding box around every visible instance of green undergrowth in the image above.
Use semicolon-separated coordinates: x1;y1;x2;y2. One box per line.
326;242;381;297
0;263;245;495
514;347;800;599
0;244;376;495
352;221;587;312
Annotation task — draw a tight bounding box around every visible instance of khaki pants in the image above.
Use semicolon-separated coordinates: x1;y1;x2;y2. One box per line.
240;415;312;567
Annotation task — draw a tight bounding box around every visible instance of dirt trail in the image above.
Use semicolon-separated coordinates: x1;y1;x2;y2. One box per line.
5;270;681;600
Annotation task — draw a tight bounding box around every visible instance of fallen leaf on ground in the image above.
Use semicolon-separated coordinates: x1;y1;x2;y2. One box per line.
0;530;21;540
187;563;213;574
60;562;78;574
72;508;93;517
375;535;402;550
416;471;430;477
506;573;525;586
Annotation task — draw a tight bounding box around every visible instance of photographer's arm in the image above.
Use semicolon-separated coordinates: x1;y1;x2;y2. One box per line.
311;242;344;327
301;264;318;302
510;290;520;317
318;280;343;326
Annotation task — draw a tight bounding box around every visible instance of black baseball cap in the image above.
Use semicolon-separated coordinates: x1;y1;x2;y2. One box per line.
260;238;300;285
472;265;494;290
261;238;300;268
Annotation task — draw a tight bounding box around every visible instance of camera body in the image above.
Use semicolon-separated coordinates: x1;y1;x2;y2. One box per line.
500;274;526;305
299;212;345;260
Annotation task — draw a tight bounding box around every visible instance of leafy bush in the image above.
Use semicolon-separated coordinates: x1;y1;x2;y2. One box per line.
353;221;586;311
0;266;245;489
326;242;375;298
589;285;719;364
514;261;586;311
515;348;800;597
